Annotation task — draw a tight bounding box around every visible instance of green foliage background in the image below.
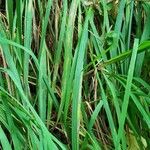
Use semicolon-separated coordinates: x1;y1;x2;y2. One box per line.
0;0;150;149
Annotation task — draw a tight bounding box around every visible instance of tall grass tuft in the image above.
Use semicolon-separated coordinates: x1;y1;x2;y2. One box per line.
0;0;150;149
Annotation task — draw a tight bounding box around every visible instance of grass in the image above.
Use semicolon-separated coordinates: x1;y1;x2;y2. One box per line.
0;0;150;149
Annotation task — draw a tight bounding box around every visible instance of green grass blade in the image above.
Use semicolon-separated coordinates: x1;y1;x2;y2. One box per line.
0;126;12;150
71;9;93;150
116;38;139;148
23;0;33;96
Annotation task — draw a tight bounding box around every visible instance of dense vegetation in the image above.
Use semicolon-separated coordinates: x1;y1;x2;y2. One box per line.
0;0;150;149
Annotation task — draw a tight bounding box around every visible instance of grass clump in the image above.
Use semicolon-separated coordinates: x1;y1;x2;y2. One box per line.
0;0;150;149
